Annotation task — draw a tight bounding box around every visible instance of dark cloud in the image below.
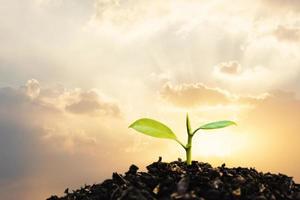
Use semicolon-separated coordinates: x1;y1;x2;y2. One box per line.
0;88;40;180
0;80;125;200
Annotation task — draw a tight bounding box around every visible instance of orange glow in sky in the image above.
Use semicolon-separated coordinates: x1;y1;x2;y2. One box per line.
0;0;300;199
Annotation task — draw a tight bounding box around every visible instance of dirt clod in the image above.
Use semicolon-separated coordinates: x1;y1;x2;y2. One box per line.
47;158;300;200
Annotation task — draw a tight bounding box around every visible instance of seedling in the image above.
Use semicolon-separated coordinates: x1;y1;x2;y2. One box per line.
129;114;236;165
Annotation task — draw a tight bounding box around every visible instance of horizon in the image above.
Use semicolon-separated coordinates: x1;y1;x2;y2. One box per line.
1;0;300;199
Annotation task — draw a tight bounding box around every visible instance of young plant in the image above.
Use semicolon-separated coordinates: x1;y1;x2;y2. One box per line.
129;114;236;165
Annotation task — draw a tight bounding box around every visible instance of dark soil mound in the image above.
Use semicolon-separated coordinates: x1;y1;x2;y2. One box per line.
48;157;300;200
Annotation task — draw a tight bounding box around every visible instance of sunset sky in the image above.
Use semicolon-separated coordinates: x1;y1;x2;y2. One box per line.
1;0;300;199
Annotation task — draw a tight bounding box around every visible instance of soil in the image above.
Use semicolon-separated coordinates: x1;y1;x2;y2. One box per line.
47;157;300;200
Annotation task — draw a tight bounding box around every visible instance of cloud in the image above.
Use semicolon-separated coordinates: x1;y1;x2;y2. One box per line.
0;83;58;182
263;0;300;12
273;25;300;42
215;61;242;75
2;1;300;198
65;90;121;116
24;79;41;99
160;81;300;180
25;80;123;147
0;80;126;199
160;82;231;107
16;79;122;117
160;82;268;108
93;0;170;26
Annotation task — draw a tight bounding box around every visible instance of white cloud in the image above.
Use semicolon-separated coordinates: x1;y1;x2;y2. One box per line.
160;82;268;108
24;79;41;99
160;82;231;107
214;61;242;75
93;0;170;25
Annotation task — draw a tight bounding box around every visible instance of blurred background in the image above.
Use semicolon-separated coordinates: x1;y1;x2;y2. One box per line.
1;0;300;199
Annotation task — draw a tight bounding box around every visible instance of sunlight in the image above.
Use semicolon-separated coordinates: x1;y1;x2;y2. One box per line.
193;130;241;157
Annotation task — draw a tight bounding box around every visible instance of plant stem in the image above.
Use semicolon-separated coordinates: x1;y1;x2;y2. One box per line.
186;134;193;165
185;113;193;165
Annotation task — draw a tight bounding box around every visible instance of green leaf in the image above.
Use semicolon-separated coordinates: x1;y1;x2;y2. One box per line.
129;118;177;140
199;120;237;130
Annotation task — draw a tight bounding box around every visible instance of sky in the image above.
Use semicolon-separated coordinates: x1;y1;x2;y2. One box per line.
1;0;300;199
